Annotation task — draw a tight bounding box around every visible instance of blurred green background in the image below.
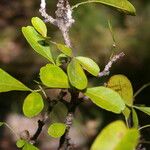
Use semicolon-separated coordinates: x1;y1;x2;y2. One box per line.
0;0;150;150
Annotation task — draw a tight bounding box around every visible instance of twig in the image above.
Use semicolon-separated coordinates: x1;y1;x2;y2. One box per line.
98;52;125;77
39;0;57;25
134;82;150;98
58;90;80;150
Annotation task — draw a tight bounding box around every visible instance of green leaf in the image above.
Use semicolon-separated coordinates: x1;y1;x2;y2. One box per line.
40;64;69;88
23;142;39;150
91;121;127;150
134;106;150;116
22;26;54;63
67;58;88;90
16;139;26;148
31;17;47;37
132;108;139;128
0;69;31;92
76;56;100;76
56;43;73;57
107;74;133;106
91;121;139;150
0;122;4;127
84;86;125;113
73;0;136;16
56;54;68;66
23;92;44;118
122;106;131;120
48;123;66;138
115;129;139;150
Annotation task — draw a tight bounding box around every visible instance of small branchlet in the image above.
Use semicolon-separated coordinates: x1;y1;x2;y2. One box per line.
98;52;125;77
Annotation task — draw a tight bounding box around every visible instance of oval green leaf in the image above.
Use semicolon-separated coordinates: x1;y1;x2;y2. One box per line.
0;69;31;92
67;58;88;90
48;123;66;138
31;17;47;37
76;56;100;76
91;120;139;150
107;74;133;106
115;129;139;150
16;139;26;148
132;108;139;128
73;0;136;16
56;43;73;57
40;64;69;88
84;86;125;113
22;26;54;63
23;142;39;150
91;121;127;150
134;106;150;116
23;92;44;118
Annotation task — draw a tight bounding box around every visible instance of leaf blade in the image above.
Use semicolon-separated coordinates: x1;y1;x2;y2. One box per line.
31;17;47;37
84;86;125;113
107;74;133;106
76;56;100;76
22;26;54;63
0;69;31;92
48;123;66;138
23;92;44;118
67;58;88;90
40;64;69;88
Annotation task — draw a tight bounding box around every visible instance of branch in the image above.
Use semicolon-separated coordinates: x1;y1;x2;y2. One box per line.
98;52;125;77
39;0;57;26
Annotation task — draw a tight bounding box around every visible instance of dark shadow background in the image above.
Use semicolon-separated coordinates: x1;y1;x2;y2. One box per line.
0;0;150;149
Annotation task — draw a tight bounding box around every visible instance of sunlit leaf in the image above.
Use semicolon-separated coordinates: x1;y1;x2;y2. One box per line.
0;69;31;92
48;123;66;138
23;92;44;118
23;142;39;150
122;106;131;120
40;64;69;88
67;58;88;90
76;56;100;76
107;74;133;106
56;54;68;66
31;17;47;37
16;139;26;148
56;43;73;57
22;26;54;63
114;129;139;150
132;108;139;128
91;121;139;150
73;0;136;15
84;86;125;113
134;106;150;116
